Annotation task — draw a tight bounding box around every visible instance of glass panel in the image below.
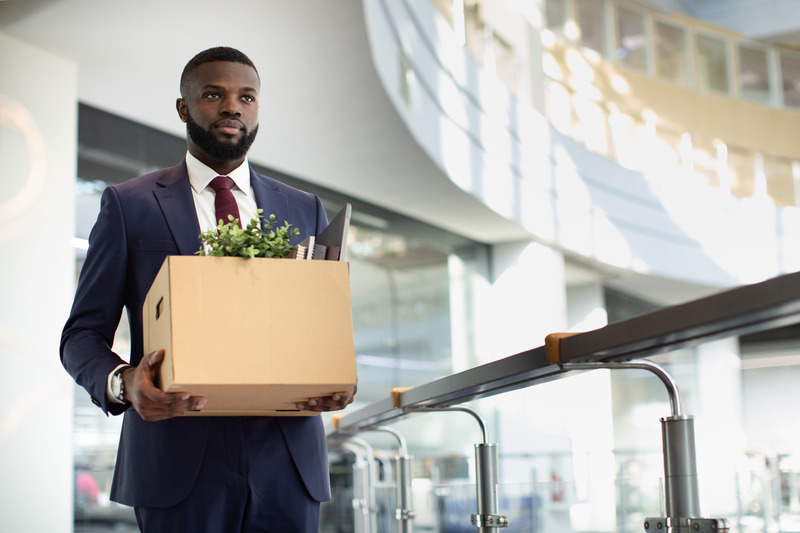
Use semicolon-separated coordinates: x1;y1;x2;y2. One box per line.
696;33;729;94
780;51;800;108
655;20;687;83
615;5;648;71
576;0;606;54
739;44;771;103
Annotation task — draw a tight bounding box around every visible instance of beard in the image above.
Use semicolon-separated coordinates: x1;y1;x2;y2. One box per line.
185;112;259;162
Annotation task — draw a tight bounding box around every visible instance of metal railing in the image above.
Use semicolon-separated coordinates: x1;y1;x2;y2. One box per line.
328;270;800;532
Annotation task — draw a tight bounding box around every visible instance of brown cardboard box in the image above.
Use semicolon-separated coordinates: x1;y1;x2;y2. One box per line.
143;255;357;416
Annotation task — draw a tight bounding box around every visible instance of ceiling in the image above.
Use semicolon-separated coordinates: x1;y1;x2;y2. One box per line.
0;0;759;305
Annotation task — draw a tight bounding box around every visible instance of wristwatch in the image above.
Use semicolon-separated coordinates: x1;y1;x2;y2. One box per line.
110;365;133;404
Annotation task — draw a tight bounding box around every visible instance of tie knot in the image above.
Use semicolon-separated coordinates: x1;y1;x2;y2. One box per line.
210;175;235;193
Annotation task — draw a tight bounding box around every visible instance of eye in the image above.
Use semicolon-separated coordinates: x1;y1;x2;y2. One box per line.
242;95;256;103
203;92;221;99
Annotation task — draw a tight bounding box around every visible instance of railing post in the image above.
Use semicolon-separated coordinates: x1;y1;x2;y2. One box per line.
561;360;726;533
473;442;507;532
372;426;415;533
341;438;378;533
661;415;701;521
402;405;508;531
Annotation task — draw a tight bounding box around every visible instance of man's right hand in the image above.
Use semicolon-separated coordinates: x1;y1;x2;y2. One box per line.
123;349;207;421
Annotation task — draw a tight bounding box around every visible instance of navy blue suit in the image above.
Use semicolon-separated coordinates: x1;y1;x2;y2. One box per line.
61;160;330;511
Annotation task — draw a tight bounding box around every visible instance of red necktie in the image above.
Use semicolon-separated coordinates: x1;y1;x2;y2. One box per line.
210;176;242;228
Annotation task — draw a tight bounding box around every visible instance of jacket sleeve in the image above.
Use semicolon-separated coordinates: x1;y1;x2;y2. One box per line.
60;186;131;415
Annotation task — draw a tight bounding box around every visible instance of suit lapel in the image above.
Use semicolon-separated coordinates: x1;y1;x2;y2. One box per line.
153;161;202;256
251;168;289;226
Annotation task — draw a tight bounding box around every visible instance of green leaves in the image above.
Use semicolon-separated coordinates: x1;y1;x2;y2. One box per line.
196;209;301;259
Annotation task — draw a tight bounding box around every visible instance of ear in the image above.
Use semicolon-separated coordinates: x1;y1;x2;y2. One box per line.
176;98;187;123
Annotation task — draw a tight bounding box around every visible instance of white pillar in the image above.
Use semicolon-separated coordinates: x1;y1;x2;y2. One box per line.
0;33;77;533
692;338;747;517
479;240;567;360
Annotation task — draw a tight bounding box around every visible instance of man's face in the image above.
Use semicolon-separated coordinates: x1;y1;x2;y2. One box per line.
177;61;260;171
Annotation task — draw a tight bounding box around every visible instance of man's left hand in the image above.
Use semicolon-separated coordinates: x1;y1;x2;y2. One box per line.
296;385;357;412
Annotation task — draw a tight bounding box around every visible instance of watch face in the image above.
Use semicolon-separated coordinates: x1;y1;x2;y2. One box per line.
111;375;122;398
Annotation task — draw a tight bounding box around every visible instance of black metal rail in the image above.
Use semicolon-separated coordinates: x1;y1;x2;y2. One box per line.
331;270;800;434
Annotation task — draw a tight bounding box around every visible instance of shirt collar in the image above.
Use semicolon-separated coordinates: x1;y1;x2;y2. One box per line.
186;152;252;196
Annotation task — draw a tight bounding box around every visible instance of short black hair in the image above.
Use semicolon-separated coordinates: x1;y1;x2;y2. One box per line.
180;46;259;97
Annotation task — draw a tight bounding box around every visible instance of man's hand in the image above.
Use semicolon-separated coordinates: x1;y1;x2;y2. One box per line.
123;349;207;421
296;384;357;413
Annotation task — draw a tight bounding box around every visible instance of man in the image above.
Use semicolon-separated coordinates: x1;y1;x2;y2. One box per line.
61;46;356;532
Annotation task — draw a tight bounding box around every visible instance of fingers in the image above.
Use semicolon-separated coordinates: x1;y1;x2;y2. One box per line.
143;349;164;372
136;389;207;421
129;351;207;421
296;386;357;412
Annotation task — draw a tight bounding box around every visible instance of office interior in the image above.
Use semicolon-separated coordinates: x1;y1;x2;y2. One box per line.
3;0;800;531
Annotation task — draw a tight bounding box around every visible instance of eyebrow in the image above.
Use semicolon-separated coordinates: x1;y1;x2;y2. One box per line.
201;84;258;93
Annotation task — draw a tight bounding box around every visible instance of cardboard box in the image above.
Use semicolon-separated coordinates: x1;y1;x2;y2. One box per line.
143;255;357;416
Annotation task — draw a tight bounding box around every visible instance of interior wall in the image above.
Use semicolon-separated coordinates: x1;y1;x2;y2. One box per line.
0;32;77;533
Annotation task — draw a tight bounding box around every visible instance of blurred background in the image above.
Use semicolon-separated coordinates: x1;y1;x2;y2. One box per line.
3;0;800;531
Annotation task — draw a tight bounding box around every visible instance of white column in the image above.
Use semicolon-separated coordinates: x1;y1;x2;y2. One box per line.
479;240;567;360
692;338;747;518
0;33;77;533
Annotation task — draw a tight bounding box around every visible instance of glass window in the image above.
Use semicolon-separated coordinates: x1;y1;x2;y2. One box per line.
615;5;648;71
695;33;729;94
576;0;606;54
655;20;687;83
738;43;771;103
780;51;800;108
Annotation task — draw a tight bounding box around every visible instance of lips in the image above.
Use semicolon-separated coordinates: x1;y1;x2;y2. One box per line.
215;119;244;135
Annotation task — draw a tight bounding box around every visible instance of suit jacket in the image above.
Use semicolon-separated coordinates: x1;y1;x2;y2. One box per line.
60;160;330;508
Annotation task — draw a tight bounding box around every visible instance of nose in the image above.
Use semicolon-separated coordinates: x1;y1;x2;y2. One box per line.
220;94;242;116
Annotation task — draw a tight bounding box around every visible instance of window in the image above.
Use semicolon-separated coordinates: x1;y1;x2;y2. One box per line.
695;33;729;94
780;51;800;108
576;0;606;54
655;20;687;83
615;5;648;71
738;43;771;103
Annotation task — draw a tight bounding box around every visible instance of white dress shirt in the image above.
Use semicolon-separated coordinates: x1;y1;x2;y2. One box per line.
185;151;259;232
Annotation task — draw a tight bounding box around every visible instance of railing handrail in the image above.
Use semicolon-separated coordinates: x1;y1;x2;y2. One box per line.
331;269;800;434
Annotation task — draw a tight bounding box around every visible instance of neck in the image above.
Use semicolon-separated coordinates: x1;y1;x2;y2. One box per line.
188;147;245;175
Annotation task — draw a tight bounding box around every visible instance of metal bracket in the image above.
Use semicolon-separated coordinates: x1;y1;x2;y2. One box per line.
395;509;416;520
644;517;729;533
471;513;509;528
